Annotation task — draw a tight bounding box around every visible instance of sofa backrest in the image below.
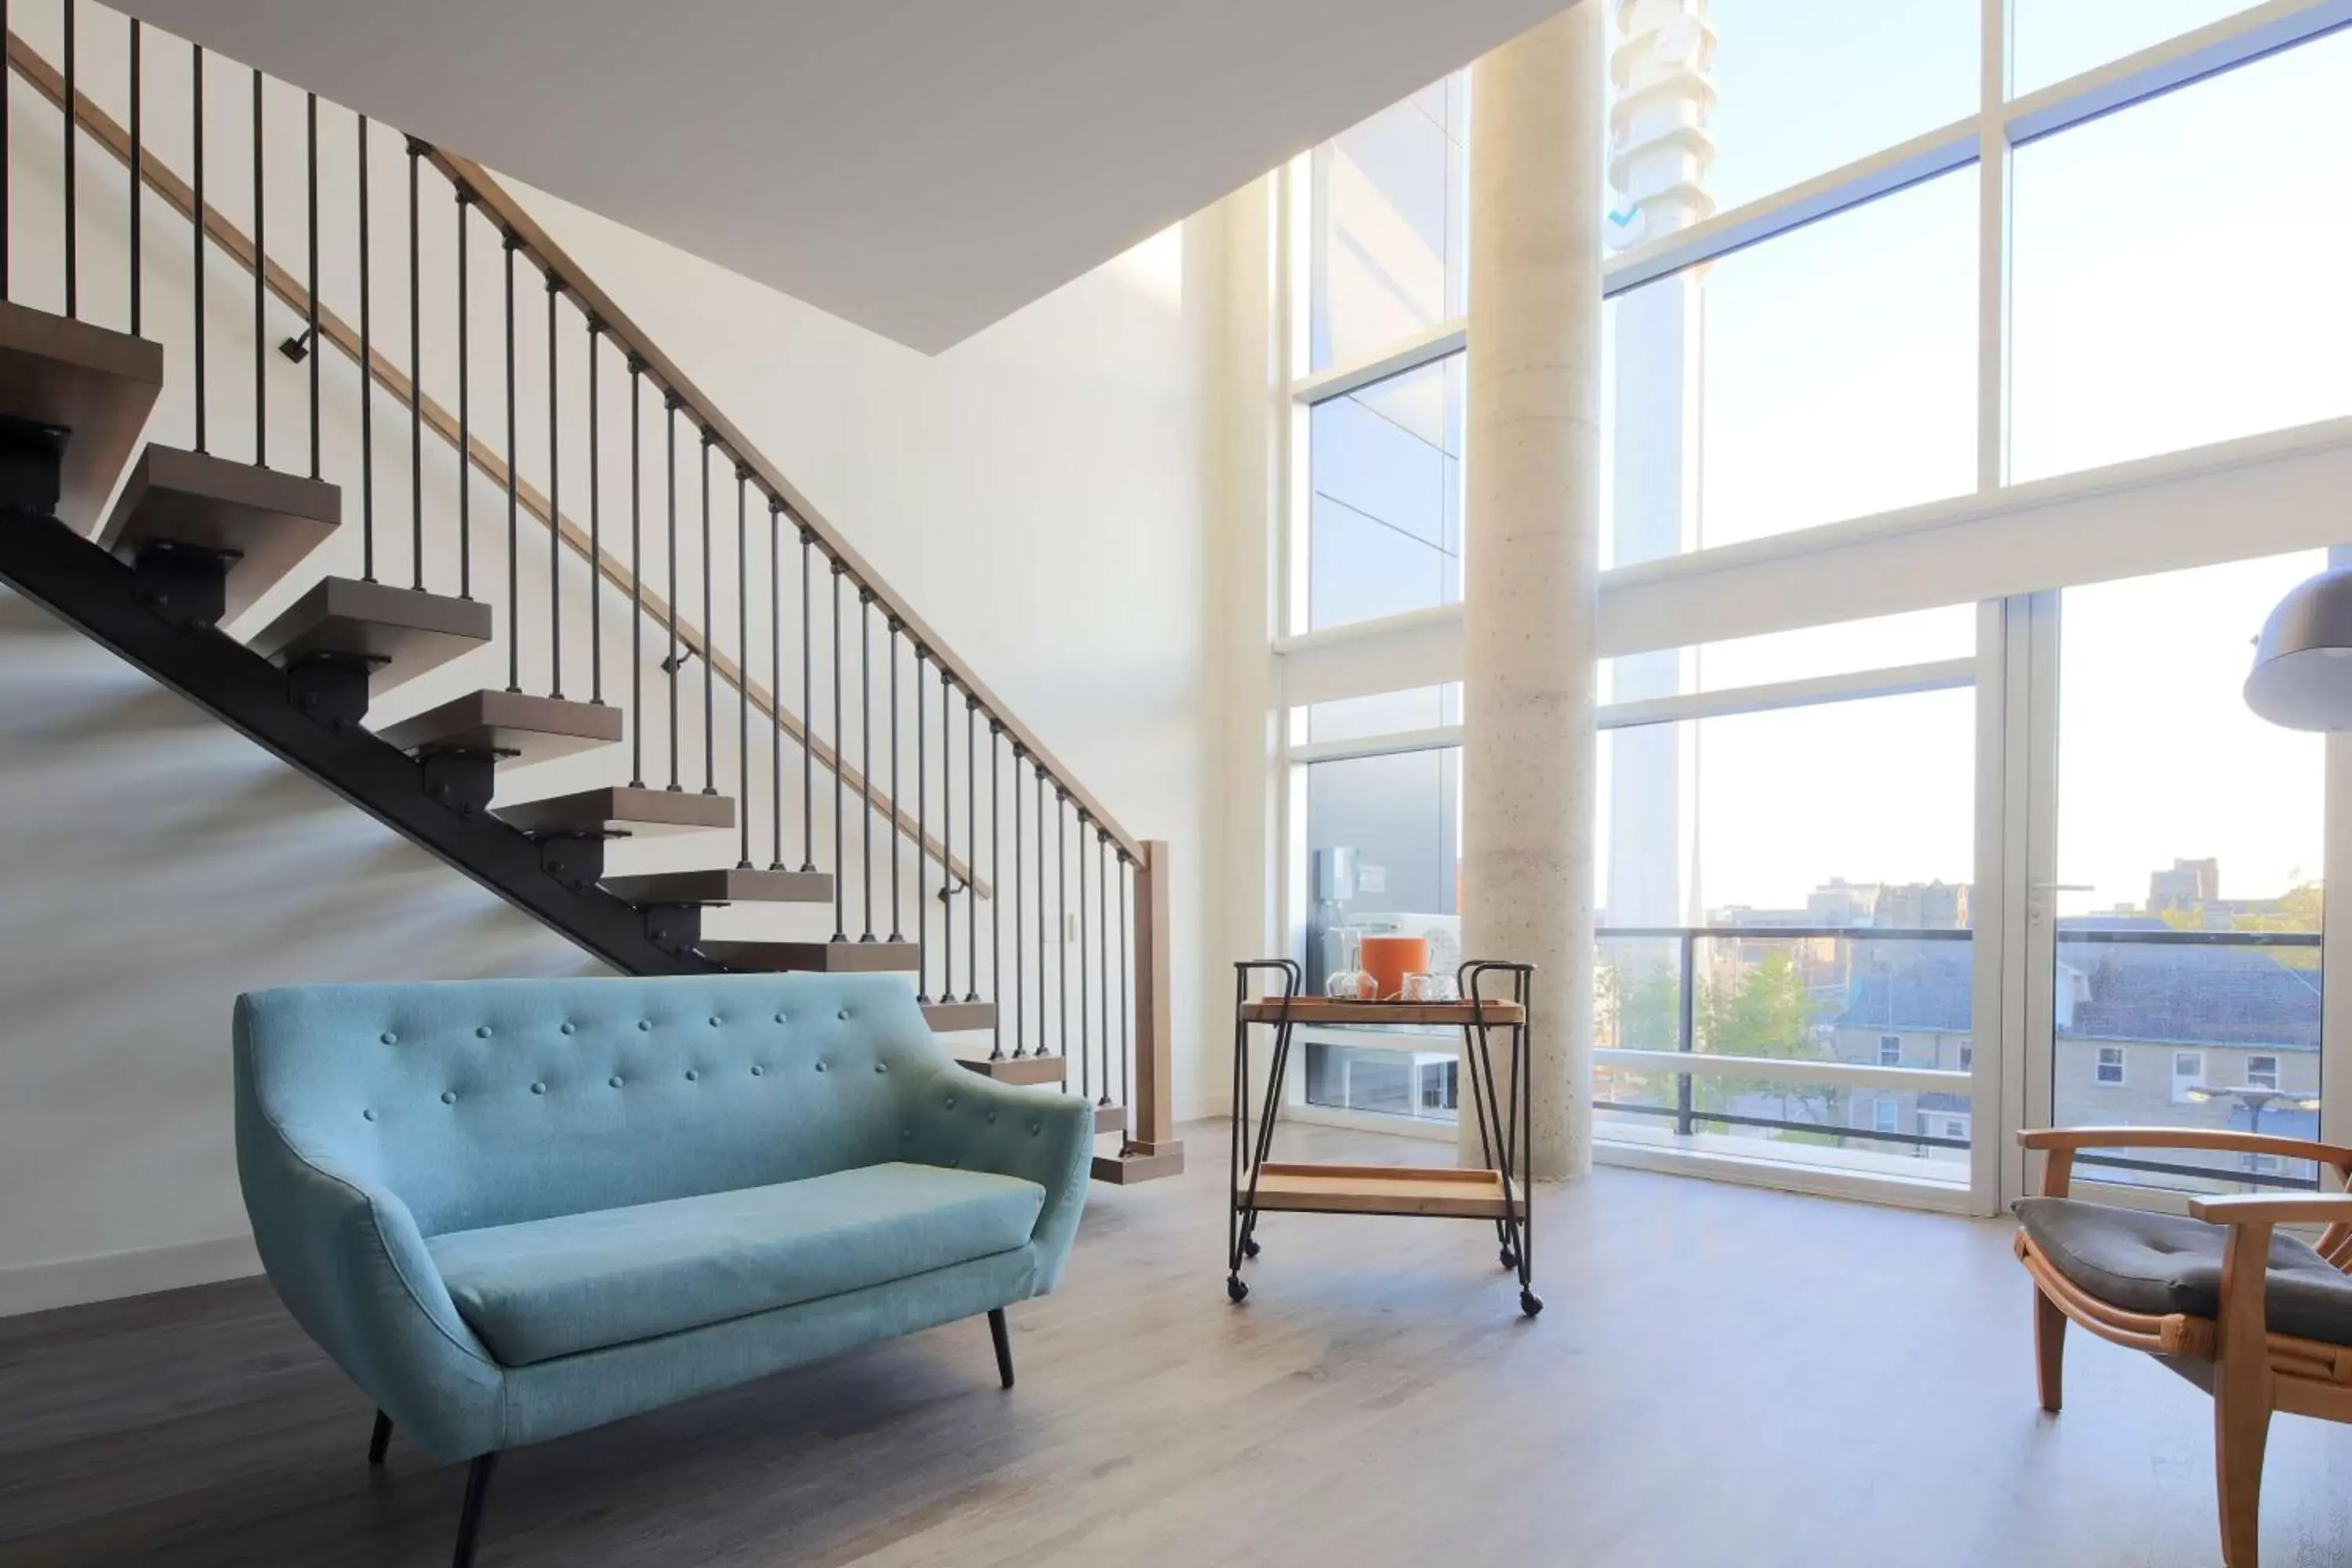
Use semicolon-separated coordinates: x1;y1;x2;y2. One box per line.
236;971;941;1235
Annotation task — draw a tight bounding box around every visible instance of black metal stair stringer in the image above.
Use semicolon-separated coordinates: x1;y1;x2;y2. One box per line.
0;496;713;980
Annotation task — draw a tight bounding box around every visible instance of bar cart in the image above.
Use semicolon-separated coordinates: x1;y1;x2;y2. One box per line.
1226;959;1541;1316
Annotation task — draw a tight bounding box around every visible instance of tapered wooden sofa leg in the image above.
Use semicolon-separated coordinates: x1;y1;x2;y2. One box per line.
989;1307;1014;1389
367;1409;394;1465
2033;1287;2065;1414
452;1452;498;1568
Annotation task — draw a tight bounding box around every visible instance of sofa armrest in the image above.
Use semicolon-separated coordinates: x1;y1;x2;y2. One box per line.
895;1059;1095;1291
235;1094;506;1460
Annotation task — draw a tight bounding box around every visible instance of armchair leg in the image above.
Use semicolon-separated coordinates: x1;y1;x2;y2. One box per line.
2212;1218;2277;1568
452;1452;498;1568
2033;1287;2065;1414
368;1409;393;1465
988;1307;1014;1390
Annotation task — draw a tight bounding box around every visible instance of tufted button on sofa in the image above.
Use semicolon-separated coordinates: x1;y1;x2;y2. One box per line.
234;971;1094;1566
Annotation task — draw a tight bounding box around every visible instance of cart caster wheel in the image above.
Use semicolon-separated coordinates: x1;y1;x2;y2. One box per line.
1227;1276;1250;1303
1519;1290;1544;1317
1499;1247;1519;1270
1242;1237;1262;1259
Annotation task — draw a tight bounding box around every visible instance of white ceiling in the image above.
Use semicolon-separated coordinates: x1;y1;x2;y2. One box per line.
122;0;1570;353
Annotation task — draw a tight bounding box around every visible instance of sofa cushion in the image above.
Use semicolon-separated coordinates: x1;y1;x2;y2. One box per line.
2016;1196;2352;1345
426;1162;1045;1366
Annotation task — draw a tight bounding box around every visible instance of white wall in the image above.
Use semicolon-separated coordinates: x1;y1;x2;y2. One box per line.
0;17;1231;1314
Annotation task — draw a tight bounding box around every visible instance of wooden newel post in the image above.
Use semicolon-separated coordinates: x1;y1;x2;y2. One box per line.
1103;838;1183;1181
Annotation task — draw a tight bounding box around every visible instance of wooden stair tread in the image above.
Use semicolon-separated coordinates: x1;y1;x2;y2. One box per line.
958;1053;1064;1085
495;786;735;837
1093;1145;1185;1184
1093;1102;1125;1135
601;867;833;906
376;688;624;764
246;576;492;688
1243;1162;1515;1218
700;939;920;974
921;1001;999;1034
98;446;340;619
0;301;163;532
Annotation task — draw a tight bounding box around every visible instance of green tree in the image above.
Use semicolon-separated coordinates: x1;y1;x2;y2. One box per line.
1697;949;1830;1131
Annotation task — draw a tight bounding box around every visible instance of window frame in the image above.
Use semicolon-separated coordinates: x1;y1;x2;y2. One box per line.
2249;1054;2282;1091
2096;1046;2127;1087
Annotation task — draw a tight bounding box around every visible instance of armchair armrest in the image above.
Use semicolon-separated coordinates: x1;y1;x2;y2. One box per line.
895;1058;1095;1291
2017;1127;2352;1198
2190;1193;2352;1225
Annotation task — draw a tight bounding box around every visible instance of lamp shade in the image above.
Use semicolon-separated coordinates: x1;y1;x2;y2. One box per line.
2245;566;2352;731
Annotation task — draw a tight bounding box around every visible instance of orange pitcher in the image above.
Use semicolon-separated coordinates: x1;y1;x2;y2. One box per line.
1359;935;1430;1002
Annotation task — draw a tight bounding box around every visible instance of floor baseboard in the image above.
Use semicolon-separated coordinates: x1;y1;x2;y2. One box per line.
0;1232;261;1319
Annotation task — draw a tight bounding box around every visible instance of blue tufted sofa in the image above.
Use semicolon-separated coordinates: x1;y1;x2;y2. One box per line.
234;971;1094;1566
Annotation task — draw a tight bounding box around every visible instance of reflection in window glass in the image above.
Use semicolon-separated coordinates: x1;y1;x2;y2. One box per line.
2011;0;2257;96
1602;606;1977;706
1309;75;1468;372
1697;0;1976;212
1304;684;1461;746
2011;31;2352;482
1606;169;1976;569
1307;354;1464;630
1302;747;1461;1121
2049;553;2325;1193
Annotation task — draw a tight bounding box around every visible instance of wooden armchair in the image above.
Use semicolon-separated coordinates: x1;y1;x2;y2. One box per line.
2015;1127;2352;1567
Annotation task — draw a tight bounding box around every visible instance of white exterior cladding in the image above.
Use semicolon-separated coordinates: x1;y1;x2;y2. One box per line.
1602;0;1713;931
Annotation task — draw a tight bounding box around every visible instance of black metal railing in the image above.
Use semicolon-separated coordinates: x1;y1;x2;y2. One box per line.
0;0;1152;1127
1595;924;1973;1155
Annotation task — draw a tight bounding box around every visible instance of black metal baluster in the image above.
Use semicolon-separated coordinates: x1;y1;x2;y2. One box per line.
887;623;903;941
127;19;139;333
251;69;262;461
359;116;373;579
858;590;874;940
1098;832;1112;1107
799;529;815;871
663;395;680;786
306;93;318;478
965;700;979;1002
1120;853;1131;1116
191;45;204;452
931;667;941;1001
61;0;74;319
408;140;423;586
453;188;468;587
1077;808;1089;1101
1036;764;1049;1059
768;499;785;869
700;430;717;793
914;644;928;1001
627;360;644;786
990;723;1004;1060
503;231;519;675
588;325;602;703
546;275;561;698
736;470;751;868
829;560;846;942
1012;746;1027;1058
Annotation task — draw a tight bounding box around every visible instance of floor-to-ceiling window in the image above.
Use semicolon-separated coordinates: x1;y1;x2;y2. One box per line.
1269;1;2352;1214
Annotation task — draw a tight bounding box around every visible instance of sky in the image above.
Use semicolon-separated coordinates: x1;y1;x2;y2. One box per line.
1312;0;2351;924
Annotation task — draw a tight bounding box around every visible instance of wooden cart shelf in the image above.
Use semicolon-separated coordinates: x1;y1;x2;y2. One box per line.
1235;996;1525;1026
1248;1162;1518;1219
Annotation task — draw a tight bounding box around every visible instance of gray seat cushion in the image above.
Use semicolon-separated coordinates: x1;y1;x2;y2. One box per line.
2016;1196;2352;1346
427;1162;1045;1366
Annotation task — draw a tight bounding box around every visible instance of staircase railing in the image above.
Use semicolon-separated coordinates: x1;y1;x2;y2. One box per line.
0;0;1179;1171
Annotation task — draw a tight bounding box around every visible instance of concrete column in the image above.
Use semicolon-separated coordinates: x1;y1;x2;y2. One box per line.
1457;4;1603;1181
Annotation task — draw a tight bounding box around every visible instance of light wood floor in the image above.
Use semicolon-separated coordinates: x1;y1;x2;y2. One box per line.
7;1121;2352;1566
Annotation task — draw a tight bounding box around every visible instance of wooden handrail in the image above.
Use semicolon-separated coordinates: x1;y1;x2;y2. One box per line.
430;151;1148;868
5;31;989;896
